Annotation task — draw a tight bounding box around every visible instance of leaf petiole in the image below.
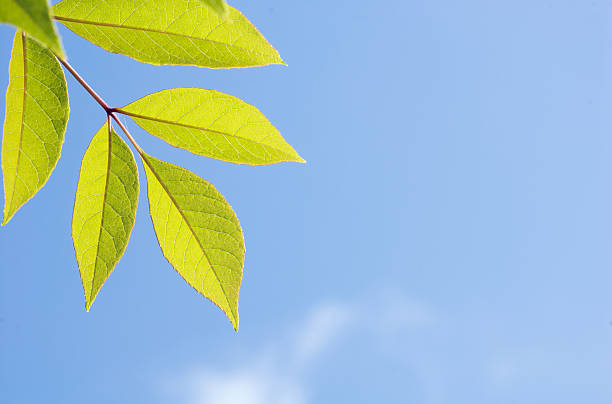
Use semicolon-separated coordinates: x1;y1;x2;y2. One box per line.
55;56;144;156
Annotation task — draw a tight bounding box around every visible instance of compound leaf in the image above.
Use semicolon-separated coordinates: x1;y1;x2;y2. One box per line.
199;0;228;18
119;88;304;165
53;0;283;68
72;121;139;310
2;32;69;225
141;153;244;330
0;0;64;57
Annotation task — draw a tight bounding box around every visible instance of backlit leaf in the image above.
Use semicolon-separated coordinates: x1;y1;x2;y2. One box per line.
199;0;228;18
2;32;69;225
72;121;139;310
119;88;304;165
0;0;64;57
53;0;284;68
142;153;244;330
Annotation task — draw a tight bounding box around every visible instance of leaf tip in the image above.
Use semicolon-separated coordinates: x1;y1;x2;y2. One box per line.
271;53;287;67
266;46;285;67
224;305;239;331
84;289;99;312
49;36;66;59
2;209;15;226
287;150;306;164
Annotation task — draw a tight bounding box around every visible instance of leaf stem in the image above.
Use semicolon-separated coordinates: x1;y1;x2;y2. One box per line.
110;112;144;155
56;56;144;156
57;58;110;112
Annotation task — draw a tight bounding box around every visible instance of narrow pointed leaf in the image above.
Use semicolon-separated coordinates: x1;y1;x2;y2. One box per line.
119;88;304;165
2;32;69;225
72;122;139;310
0;0;64;57
199;0;228;18
142;154;244;330
53;0;283;68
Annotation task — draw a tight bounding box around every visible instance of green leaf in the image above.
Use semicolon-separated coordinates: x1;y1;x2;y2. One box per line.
141;153;244;330
53;0;284;68
199;0;228;18
72;121;139;310
2;32;69;225
119;88;304;165
0;0;64;57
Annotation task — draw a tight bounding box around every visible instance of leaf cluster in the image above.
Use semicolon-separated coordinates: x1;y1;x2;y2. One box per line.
0;0;303;330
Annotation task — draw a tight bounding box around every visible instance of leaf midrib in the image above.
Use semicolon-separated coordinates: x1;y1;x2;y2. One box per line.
53;16;278;59
6;33;28;223
117;109;292;158
141;154;236;326
88;125;114;309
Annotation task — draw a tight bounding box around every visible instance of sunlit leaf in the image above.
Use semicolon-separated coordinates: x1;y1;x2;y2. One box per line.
53;0;284;68
0;0;64;57
142;153;244;330
199;0;228;18
2;32;69;225
72;121;139;310
119;88;304;165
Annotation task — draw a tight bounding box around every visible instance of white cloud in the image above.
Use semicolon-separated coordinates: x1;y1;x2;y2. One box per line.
293;303;353;366
163;292;437;404
185;368;304;404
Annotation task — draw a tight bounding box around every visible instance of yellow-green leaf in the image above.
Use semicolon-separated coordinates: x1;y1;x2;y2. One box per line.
142;153;244;330
199;0;228;18
2;32;69;225
119;88;304;165
53;0;283;68
0;0;64;57
72;122;139;310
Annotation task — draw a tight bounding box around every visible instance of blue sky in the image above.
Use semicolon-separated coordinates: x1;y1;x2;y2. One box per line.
1;0;612;403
